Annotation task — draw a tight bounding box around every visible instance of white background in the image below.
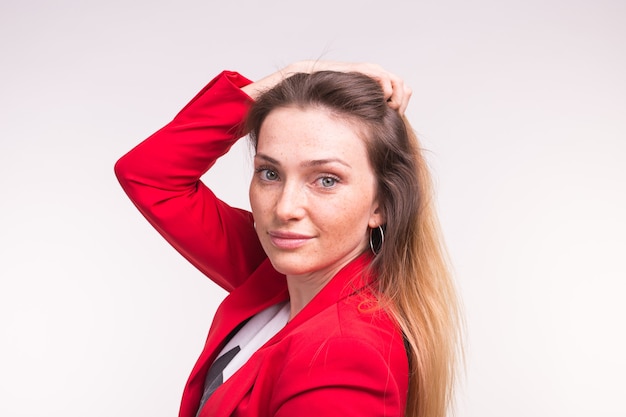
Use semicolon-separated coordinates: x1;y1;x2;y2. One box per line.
1;1;624;416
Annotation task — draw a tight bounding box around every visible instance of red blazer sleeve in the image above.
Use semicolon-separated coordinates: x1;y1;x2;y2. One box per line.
114;71;267;292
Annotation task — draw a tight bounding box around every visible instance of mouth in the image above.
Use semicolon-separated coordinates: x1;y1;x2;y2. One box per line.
268;230;313;249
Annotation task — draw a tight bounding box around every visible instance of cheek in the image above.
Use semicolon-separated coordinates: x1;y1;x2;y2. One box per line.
249;183;272;220
248;184;262;217
320;198;370;236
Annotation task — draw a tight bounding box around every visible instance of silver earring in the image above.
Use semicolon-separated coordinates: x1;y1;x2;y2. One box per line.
369;225;385;255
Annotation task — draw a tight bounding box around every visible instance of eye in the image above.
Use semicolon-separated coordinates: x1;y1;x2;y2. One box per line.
317;176;339;188
264;170;278;181
255;167;279;182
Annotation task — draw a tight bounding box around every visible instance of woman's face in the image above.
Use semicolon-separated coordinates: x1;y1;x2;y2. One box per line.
249;106;383;285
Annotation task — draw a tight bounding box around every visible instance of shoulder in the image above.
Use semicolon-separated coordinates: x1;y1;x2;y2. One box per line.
262;296;409;416
288;291;406;360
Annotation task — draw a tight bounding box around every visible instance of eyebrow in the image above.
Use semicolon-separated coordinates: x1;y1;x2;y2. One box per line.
254;153;352;168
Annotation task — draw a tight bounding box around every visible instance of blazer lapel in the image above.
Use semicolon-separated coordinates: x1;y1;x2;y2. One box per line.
188;253;374;417
182;259;288;417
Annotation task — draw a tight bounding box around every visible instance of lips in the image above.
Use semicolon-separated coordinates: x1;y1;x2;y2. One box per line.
268;230;313;249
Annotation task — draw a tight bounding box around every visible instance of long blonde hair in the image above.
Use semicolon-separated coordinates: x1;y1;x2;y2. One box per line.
247;71;463;417
368;114;463;417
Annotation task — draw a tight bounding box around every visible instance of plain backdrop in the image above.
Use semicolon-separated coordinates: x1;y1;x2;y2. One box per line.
1;1;625;416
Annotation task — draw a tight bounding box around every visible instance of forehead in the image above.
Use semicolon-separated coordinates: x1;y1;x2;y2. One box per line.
256;106;369;162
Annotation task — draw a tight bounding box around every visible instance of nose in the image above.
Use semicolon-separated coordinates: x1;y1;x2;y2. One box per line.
275;181;306;221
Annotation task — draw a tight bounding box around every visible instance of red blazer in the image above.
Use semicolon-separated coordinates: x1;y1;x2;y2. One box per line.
115;71;409;417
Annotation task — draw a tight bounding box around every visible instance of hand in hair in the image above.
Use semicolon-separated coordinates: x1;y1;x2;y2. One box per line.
241;60;412;115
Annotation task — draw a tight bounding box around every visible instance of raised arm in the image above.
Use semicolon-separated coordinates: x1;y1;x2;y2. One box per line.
115;71;266;292
115;63;410;292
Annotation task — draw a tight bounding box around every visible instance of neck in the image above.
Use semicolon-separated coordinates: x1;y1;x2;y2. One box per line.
285;270;335;320
283;250;374;320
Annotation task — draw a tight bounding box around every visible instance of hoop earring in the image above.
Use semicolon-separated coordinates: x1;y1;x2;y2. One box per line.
369;225;385;255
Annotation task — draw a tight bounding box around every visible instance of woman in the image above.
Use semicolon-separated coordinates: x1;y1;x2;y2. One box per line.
115;61;462;417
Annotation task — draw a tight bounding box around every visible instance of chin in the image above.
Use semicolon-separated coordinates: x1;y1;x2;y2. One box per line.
268;258;311;277
264;251;316;277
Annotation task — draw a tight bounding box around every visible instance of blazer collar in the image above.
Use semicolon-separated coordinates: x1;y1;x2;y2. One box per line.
187;252;375;417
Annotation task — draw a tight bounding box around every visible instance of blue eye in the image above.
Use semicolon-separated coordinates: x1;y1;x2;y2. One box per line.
264;170;278;181
255;167;279;181
319;176;338;188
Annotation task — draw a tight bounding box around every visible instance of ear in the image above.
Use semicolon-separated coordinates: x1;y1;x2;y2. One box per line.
368;202;385;229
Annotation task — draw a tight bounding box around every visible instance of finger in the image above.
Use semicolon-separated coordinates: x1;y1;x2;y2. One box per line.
394;78;413;115
387;76;408;113
397;84;412;115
